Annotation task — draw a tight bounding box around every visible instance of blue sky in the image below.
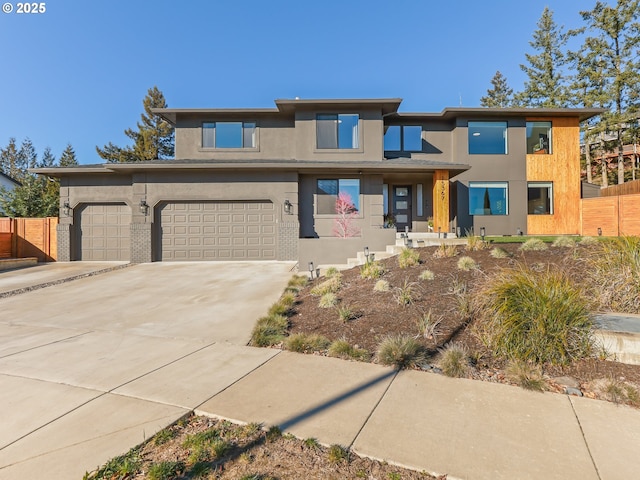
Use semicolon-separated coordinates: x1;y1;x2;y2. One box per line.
0;0;592;165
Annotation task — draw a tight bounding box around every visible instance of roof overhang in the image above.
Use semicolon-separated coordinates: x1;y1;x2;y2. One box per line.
390;107;606;123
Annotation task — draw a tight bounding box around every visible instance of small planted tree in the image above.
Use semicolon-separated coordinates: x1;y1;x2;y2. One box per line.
333;192;361;238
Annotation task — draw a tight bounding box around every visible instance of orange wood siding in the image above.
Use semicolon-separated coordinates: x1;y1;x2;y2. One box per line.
581;197;618;236
620;195;640;235
0;217;58;261
433;170;449;232
527;117;581;235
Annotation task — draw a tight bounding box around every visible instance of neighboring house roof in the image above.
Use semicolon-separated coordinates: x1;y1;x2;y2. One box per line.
0;171;21;188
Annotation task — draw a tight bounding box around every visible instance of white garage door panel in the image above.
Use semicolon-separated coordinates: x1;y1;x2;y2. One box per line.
160;201;277;261
79;204;131;261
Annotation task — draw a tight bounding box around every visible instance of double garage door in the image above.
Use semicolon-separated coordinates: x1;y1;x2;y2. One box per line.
76;201;276;261
159;201;277;261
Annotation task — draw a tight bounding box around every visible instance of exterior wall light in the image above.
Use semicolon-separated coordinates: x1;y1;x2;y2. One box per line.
597;227;602;236
308;261;314;279
364;246;370;264
63;202;71;216
480;227;486;241
139;199;149;216
284;199;293;215
517;227;523;236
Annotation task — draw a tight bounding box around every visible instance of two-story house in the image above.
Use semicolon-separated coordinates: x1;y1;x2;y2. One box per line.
36;98;602;266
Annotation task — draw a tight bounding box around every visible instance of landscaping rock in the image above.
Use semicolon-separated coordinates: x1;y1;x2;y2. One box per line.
552;376;580;389
565;387;583;397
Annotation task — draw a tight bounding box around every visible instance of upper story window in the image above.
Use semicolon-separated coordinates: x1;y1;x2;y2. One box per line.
384;125;422;151
468;121;508;154
202;122;256;148
527;121;552;154
316;114;359;149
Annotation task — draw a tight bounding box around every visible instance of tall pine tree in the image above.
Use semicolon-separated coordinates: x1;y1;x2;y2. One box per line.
571;0;640;184
59;143;79;166
516;7;570;107
96;86;174;163
480;71;514;107
0;138;25;181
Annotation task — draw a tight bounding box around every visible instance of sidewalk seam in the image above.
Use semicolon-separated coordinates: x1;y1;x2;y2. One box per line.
0;330;93;359
348;368;400;449
568;396;602;480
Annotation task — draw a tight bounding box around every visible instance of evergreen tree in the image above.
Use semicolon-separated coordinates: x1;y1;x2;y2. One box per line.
96;86;174;163
480;71;514;107
59;143;79;166
571;0;640;184
40;146;57;167
515;7;570;107
0;138;25;181
19;138;38;170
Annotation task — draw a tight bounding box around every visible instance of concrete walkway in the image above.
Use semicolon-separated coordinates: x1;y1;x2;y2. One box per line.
1;263;639;479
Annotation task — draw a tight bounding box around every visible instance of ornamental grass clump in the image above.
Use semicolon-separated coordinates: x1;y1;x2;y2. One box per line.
328;338;370;361
433;243;458;258
474;266;593;365
284;333;330;353
490;247;510;259
457;256;477;271
360;260;385;279
552;236;576;248
376;334;426;369
398;248;420;268
419;269;435;281
519;238;548;251
466;235;489;251
310;275;341;296
439;342;469;378
318;292;338;308
250;314;288;347
506;360;547;392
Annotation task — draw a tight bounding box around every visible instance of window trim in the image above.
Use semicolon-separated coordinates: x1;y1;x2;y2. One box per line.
527;181;554;215
201;121;258;150
384;125;423;152
315;178;362;216
468;121;508;155
468;181;509;216
315;114;362;151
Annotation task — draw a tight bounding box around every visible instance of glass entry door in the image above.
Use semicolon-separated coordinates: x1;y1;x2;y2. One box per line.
393;186;412;231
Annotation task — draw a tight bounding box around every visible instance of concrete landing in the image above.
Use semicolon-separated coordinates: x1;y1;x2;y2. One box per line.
594;313;640;365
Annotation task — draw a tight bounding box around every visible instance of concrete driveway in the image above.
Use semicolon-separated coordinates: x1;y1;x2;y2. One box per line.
0;261;295;479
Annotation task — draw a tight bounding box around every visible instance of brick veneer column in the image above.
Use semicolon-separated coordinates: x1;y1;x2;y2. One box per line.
278;222;299;261
130;223;153;263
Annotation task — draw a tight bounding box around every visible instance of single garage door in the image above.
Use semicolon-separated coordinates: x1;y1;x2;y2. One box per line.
159;201;277;261
77;203;131;261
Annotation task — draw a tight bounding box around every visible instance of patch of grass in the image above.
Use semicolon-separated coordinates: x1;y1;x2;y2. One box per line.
268;301;290;316
336;304;354;322
450;280;472;318
394;279;414;306
284;333;330;353
327;338;370;361
419;269;435;281
466;235;489;251
238;422;262;439
376;334;426;369
433;243;458;258
415;310;442;341
304;437;320;450
147;461;185;480
519;238;548;251
310;276;342;296
474;266;593;365
250;314;289;347
360;260;385;279
552;236;576;248
439;342;469;378
625;384;640;407
457;256;477;271
328;444;350;464
490;247;510;259
398;247;420;268
579;236;599;246
603;379;627;404
84;447;142;479
588;236;640;313
285;275;308;294
324;266;340;278
266;425;282;442
373;279;390;292
153;428;175;446
506;360;547;392
319;292;338;308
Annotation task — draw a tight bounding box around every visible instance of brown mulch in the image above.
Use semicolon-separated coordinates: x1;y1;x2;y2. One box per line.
288;242;640;403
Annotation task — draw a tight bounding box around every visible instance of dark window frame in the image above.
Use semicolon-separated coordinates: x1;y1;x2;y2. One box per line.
201;121;257;149
468;121;508;155
316;114;360;149
316;178;361;215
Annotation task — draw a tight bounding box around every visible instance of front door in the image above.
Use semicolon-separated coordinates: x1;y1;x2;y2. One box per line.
393;186;412;232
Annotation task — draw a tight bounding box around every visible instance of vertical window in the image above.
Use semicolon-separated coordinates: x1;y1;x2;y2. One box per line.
468;121;508;154
417;184;423;216
202;122;256;148
316;114;359;149
469;181;508;215
317;179;360;214
383;125;422;151
528;182;553;214
527;122;552;154
383;183;389;215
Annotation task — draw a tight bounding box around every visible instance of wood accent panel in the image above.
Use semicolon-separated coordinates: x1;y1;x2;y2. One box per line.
581;197;618;236
619;195;640;235
433;170;449;232
527;117;581;234
601;179;640;197
0;217;57;261
0;233;11;258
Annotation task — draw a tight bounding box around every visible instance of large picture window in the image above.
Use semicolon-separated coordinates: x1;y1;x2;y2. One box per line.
528;182;553;214
468;121;508;154
469;181;508;215
202;122;256;148
526;121;552;154
317;179;360;214
317;114;359;149
384;125;422;151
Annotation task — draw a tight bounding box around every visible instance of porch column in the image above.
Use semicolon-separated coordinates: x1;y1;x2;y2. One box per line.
433;170;449;233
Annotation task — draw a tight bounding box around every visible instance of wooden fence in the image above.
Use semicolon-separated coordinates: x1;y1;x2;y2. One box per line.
600;179;640;197
581;194;640;237
0;217;58;261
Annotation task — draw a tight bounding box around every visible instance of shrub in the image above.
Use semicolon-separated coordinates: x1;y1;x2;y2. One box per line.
319;292;338;308
310;276;341;296
147;461;185;480
457;256;477;271
328;339;370;361
439;342;469;378
433;243;458;258
506;360;547;392
398;248;420;268
466;235;489;251
419;269;435;281
360;261;385;279
415;310;442;340
490;247;510;259
284;333;330;353
250;314;288;347
588;236;640;313
373;279;390;292
376;334;425;368
268;301;289;316
395;280;414;306
552;236;576;248
337;305;354;322
519;238;548;251
474;266;593;365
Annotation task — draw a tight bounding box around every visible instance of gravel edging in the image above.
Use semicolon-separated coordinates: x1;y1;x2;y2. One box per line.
0;263;133;299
